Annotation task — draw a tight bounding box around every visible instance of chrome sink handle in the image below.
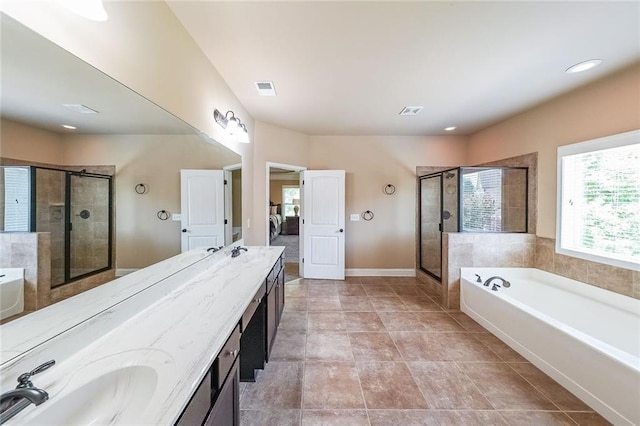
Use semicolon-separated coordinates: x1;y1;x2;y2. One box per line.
474;274;482;283
17;360;55;389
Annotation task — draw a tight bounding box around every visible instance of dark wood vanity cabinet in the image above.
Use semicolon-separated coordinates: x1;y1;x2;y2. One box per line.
175;325;240;426
205;359;239;426
266;257;285;361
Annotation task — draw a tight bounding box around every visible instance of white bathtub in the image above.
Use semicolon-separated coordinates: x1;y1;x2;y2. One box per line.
0;268;25;321
461;267;640;426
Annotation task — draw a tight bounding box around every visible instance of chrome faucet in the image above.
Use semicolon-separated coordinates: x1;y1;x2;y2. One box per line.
231;246;248;258
0;360;54;424
483;276;511;288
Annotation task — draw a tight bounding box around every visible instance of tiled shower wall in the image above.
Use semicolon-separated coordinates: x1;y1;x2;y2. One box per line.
35;168;65;286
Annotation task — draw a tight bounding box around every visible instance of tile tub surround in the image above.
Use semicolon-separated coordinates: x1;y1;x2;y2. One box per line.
536;236;638;299
440;232;536;309
1;245;284;424
0;232;50;311
240;277;609;425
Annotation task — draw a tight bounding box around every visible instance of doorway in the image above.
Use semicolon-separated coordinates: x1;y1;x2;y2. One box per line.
266;162;305;282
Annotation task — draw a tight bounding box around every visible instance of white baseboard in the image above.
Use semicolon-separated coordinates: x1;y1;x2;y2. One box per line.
345;268;416;277
115;268;139;277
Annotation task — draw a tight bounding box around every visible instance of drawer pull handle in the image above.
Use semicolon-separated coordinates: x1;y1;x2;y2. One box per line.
253;297;261;303
226;349;238;357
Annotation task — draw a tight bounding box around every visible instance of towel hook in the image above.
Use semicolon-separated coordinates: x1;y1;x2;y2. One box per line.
135;183;148;194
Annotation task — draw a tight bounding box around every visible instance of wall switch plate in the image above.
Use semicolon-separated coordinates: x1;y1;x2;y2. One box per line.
350;214;360;221
172;213;181;221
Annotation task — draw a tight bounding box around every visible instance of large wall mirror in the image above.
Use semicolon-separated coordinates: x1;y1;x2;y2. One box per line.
1;13;241;261
0;12;242;333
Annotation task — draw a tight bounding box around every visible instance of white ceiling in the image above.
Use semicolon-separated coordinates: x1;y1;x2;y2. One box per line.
0;13;197;135
167;1;640;136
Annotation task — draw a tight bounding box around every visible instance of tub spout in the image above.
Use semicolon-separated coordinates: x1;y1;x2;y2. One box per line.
483;276;511;288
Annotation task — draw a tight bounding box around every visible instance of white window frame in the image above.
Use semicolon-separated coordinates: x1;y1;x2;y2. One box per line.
281;185;300;217
556;129;639;271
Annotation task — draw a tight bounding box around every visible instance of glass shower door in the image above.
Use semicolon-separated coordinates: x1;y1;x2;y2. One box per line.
419;175;442;280
67;172;111;281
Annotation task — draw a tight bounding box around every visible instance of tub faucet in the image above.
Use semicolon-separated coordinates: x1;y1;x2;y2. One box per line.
483;276;511;288
0;360;54;424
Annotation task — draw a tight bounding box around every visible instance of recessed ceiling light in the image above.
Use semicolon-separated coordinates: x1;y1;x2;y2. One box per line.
399;106;423;116
444;126;457;131
61;124;77;130
63;104;99;114
566;59;602;74
254;81;276;96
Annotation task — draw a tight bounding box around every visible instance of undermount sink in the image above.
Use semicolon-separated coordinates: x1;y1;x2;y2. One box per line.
25;365;158;425
13;348;175;425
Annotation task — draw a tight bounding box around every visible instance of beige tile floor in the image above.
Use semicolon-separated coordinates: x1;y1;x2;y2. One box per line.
239;277;610;426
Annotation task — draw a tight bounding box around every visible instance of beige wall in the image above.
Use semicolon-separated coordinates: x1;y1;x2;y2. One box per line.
467;64;640;238
0;119;65;163
269;180;299;205
252;121;309;244
308;135;468;269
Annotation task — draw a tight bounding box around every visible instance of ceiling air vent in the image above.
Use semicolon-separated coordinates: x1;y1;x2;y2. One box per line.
63;104;99;114
399;106;423;116
254;81;277;97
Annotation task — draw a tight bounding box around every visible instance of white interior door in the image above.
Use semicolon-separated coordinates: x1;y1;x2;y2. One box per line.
180;170;225;252
301;170;345;280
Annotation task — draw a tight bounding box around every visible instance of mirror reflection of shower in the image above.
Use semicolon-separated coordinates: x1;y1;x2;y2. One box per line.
1;165;113;287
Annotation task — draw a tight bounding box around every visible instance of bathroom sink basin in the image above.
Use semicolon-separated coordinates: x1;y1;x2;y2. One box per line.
25;365;158;425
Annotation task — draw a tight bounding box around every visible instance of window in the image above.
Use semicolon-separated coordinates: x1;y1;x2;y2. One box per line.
557;130;639;271
282;186;300;217
462;168;503;232
3;167;31;232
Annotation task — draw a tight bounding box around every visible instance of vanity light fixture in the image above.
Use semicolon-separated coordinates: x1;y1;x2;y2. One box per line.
58;0;108;21
213;109;250;144
444;126;457;131
566;59;602;74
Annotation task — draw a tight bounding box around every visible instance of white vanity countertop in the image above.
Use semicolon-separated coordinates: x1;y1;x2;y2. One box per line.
3;245;284;425
0;249;214;362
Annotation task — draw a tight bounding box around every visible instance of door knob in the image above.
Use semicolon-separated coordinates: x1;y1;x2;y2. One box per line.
182;229;187;233
339;228;344;233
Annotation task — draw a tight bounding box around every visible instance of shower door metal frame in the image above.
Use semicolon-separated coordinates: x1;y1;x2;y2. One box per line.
64;170;113;284
418;167;459;282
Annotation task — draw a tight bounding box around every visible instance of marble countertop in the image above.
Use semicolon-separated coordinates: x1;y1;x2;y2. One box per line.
1;245;284;425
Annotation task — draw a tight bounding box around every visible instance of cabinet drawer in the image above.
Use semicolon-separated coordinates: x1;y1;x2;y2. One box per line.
241;285;265;332
214;324;240;391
